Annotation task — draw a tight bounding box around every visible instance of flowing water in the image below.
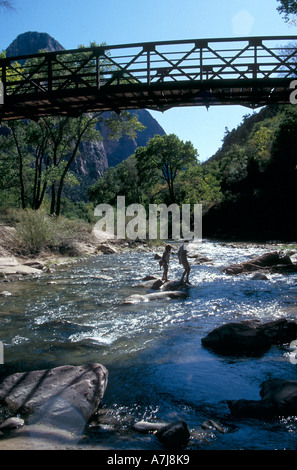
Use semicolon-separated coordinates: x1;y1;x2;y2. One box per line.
1;239;297;450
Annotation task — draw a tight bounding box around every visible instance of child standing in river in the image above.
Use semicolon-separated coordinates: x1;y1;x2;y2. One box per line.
160;244;172;282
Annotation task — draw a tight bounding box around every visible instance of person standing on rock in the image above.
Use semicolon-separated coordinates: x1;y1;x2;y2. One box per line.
178;240;191;284
160;244;172;282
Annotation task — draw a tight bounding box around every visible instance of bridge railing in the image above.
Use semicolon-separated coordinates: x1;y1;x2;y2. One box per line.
1;36;297;99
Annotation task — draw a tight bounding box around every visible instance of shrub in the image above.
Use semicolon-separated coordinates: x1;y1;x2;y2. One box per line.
13;209;93;256
14;209;53;255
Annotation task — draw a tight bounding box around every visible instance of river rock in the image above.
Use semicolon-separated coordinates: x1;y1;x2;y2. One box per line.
96;243;117;254
0;291;12;296
161;280;188;291
201;318;297;356
92;274;113;281
123;291;187;304
133;421;169;433
0;263;41;276
23;260;45;270
155;421;190;448
142;275;159;281
222;251;294;275
192;255;212;264
251;272;269;280
228;378;297;418
0;417;24;431
135;279;163;290
0;257;19;267
0;363;108;431
201;419;226;433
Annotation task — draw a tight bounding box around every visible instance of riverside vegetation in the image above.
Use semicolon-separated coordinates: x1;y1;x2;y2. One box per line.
1;103;297;263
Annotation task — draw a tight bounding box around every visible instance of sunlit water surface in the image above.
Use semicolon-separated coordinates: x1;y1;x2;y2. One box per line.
1;240;297;450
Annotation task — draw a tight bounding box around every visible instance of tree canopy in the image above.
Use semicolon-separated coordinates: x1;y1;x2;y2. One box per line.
89;133;221;213
277;0;297;22
134;134;198;205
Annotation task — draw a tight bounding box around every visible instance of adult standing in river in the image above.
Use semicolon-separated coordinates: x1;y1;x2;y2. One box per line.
178;240;191;284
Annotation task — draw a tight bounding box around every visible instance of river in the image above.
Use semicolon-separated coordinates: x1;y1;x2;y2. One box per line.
1;239;297;450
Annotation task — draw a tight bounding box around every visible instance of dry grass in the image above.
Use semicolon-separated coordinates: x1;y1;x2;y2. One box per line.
0;209;96;258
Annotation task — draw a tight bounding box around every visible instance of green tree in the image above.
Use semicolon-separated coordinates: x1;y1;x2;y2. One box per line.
88;155;140;206
135;134;198;205
175;164;222;207
277;0;297;22
1;111;143;215
0;127;20;207
270;106;297;171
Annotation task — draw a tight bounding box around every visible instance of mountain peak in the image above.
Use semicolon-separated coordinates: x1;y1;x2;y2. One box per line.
6;31;64;57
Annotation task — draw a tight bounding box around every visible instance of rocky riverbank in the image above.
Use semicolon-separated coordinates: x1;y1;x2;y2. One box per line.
0;223;163;285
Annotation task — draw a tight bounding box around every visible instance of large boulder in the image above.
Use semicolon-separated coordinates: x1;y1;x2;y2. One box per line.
228;378;297;418
201;318;297;356
161;280;188;291
222;251;294;275
0;363;108;431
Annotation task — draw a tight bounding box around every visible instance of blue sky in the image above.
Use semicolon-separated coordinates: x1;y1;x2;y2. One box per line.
0;0;296;161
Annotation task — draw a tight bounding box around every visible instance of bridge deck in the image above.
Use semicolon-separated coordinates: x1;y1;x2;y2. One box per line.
0;36;297;120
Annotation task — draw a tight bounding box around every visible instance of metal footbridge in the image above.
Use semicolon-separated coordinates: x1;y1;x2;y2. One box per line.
0;35;297;121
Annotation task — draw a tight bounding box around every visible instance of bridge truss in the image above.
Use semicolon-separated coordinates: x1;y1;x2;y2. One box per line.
0;36;297;121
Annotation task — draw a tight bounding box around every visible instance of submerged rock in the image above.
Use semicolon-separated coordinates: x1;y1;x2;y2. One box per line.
155;421;190;448
251;272;269;280
228;378;297;418
201;419;226;434
201;318;297;356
